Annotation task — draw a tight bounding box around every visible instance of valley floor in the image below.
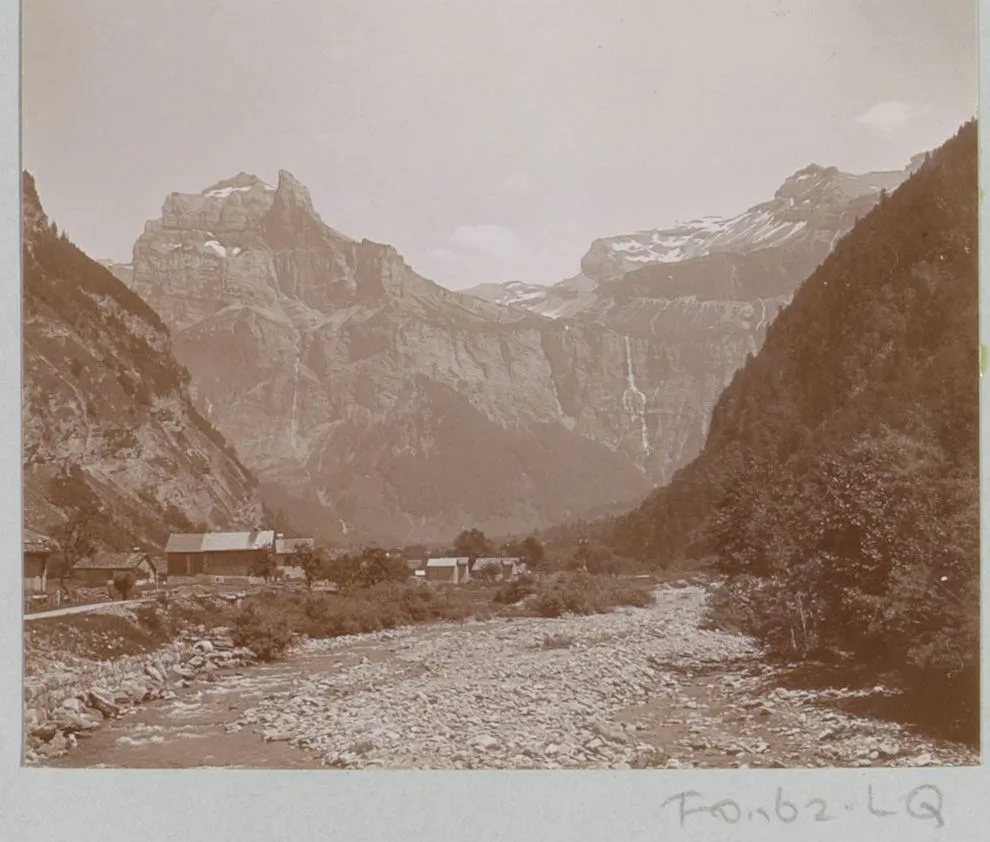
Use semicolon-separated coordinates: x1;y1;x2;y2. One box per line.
39;583;977;770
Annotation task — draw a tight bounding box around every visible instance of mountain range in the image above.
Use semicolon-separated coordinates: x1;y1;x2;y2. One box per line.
94;153;924;546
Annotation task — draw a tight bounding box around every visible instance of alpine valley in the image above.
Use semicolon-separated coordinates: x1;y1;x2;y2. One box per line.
102;156;922;545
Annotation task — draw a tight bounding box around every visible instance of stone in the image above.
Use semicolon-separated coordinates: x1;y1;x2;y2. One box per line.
30;722;59;742
144;663;166;684
61;697;84;714
193;640;215;654
472;735;500;752
86;688;119;719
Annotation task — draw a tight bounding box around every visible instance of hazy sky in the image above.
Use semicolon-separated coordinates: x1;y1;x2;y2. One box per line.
23;0;977;289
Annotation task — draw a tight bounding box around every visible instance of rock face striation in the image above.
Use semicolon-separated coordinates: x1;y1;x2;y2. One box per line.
22;173;265;549
123;158;918;545
126;172;662;544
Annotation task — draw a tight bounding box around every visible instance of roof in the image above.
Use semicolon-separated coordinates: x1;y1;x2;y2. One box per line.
275;537;316;555
165;531;275;554
74;552;155;571
23;530;54;554
406;559;426;570
426;557;470;568
474;557;521;566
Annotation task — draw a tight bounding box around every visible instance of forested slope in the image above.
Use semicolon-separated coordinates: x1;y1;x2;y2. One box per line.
608;120;979;732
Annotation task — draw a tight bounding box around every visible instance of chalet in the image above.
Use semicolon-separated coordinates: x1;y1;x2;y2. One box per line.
72;551;158;586
471;557;521;581
425;557;471;585
23;532;54;593
165;530;275;581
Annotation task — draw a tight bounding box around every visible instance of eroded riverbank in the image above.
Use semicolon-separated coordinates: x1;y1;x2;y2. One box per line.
36;584;978;770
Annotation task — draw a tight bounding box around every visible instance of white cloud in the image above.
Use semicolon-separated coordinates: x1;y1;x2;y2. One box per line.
449;224;521;261
855;100;934;133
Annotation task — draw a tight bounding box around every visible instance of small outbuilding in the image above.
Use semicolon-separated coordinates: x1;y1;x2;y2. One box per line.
425;557;471;585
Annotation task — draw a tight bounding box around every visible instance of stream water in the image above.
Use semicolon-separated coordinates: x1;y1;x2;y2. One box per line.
49;651;349;769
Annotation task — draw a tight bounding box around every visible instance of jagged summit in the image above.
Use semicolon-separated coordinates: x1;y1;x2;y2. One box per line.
200;172;275;198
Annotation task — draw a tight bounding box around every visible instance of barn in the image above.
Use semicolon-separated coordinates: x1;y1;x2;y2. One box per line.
165;531;275;581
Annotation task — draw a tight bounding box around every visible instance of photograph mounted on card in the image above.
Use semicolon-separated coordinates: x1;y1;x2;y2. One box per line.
19;0;980;773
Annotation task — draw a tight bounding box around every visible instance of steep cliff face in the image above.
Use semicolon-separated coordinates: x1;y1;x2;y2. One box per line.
463;158;923;489
127;172;678;544
22;173;265;551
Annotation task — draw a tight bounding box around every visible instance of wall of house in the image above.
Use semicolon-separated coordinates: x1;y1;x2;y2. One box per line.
426;566;457;584
165;549;265;577
206;550;264;576
72;568;113;586
23;553;49;591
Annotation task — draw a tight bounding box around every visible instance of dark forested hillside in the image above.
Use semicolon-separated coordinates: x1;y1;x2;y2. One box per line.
607;121;979;732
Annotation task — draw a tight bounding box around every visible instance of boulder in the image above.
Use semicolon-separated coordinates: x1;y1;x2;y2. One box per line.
193;640;215;654
144;663;166;684
87;688;119;719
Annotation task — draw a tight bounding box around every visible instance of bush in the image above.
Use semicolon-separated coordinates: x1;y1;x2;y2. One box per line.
113;571;136;600
533;572;655;618
494;574;537;605
134;603;173;641
232;604;293;661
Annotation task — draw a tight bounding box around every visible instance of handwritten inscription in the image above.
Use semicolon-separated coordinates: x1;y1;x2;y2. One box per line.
660;785;944;828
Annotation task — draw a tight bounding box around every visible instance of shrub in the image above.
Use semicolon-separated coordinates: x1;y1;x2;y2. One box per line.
232;604;293;661
532;572;655;618
113;571;136;600
134;603;172;640
494;574;537;605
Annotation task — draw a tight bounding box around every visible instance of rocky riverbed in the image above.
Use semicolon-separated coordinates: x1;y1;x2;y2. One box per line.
29;584;979;769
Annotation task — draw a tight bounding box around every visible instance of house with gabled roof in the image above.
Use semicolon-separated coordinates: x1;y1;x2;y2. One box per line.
165;530;275;580
425;557;470;585
72;551;158;586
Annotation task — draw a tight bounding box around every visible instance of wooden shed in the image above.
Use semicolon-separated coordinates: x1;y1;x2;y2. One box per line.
425;557;470;585
71;551;158;586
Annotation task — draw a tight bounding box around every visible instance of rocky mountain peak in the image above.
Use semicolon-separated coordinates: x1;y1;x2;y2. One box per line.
772;163;842;202
200;172;274;198
273;169;317;216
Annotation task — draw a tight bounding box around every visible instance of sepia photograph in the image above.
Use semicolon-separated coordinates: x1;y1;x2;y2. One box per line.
19;0;980;774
